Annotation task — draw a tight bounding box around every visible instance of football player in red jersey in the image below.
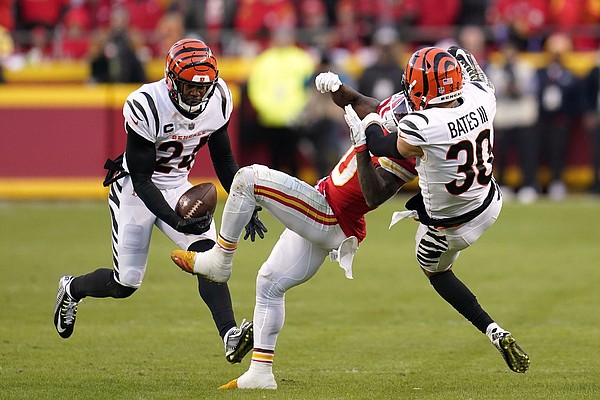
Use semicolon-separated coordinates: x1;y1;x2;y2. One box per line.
53;39;265;365
170;75;417;389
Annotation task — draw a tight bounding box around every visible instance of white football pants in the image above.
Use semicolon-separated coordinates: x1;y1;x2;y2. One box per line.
109;175;216;288
414;189;503;274
218;164;348;351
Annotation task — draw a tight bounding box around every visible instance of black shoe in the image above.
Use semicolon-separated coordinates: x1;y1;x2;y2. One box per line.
224;319;253;364
53;275;80;339
491;331;530;373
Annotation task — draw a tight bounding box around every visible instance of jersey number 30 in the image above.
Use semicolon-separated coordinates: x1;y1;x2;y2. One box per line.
445;129;493;195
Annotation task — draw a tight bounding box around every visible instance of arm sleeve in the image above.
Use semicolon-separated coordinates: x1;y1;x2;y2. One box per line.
365;124;404;159
126;124;181;228
208;122;239;193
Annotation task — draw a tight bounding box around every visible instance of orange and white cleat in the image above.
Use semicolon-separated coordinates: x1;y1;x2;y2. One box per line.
170;250;196;274
218;379;239;390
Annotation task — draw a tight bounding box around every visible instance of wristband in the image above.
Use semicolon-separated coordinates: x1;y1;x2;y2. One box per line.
363;113;383;128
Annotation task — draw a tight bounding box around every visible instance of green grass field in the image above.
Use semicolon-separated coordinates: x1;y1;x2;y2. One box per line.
1;196;600;400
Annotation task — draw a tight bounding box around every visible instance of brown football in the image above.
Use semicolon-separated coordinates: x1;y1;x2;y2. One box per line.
175;182;217;219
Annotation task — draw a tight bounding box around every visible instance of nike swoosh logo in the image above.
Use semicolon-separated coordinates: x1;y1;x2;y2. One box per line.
130;116;139;125
57;323;67;333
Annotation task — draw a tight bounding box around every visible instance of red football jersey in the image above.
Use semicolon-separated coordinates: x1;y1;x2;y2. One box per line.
318;147;416;242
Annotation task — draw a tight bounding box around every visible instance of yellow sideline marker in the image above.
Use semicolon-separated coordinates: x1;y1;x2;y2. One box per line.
0;178;108;200
0;178;227;200
0;166;593;201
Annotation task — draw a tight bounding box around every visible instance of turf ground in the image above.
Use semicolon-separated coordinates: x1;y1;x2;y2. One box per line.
1;195;599;400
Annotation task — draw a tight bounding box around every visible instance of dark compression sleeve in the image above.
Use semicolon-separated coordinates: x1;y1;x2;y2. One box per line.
365;124;404;159
208;122;238;193
429;270;493;334
125;124;181;228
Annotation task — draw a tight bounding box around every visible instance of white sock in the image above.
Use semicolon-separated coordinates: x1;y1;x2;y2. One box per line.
236;360;277;389
486;322;505;341
248;358;273;375
223;325;237;344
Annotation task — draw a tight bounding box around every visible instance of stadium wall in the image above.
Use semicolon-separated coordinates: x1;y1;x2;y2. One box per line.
0;53;597;199
0;84;237;199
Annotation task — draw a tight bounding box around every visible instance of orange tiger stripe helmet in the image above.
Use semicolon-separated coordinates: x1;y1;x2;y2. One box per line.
401;47;463;112
165;38;219;114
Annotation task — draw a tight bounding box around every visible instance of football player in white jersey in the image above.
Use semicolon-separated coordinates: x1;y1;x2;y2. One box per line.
53;39;265;364
338;46;530;374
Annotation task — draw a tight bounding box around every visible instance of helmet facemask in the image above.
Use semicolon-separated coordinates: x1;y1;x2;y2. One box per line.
167;70;218;115
381;91;411;132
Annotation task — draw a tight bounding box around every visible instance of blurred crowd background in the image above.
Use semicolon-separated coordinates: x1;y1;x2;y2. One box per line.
1;0;600;203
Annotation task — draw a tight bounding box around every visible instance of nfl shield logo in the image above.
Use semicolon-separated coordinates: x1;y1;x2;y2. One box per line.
188;122;195;130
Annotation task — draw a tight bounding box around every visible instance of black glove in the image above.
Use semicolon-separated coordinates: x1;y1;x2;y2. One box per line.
175;213;213;235
244;206;268;242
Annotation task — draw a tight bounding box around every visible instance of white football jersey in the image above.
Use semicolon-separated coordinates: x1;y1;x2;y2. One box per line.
122;78;233;189
398;82;496;219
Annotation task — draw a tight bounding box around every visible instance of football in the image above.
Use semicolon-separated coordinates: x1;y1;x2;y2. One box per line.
175;182;217;219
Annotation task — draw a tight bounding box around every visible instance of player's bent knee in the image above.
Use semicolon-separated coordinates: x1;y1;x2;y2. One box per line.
235;164;272;188
232;166;256;188
113;282;137;298
109;274;138;298
230;167;253;198
256;271;286;300
118;269;143;290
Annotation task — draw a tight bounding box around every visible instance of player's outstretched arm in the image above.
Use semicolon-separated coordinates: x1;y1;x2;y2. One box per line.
343;105;401;207
315;71;380;118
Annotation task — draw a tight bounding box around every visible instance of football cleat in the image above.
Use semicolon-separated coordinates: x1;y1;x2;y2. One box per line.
53;275;81;339
218;379;240;390
170;250;196;274
218;370;277;390
224;319;254;364
491;331;530;373
170;248;232;283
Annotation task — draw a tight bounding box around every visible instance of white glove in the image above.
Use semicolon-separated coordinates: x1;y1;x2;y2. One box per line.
315;71;342;93
344;105;382;152
344;105;366;151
